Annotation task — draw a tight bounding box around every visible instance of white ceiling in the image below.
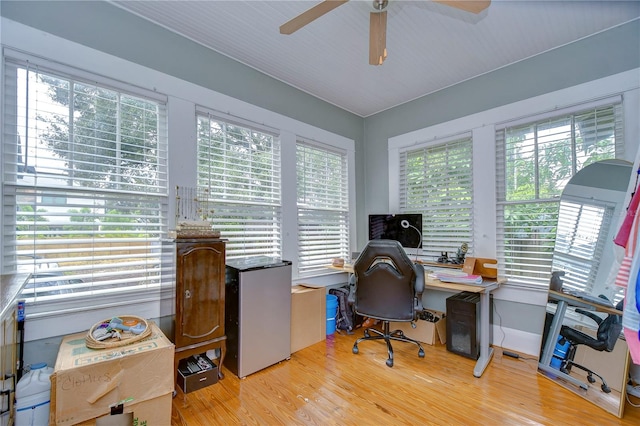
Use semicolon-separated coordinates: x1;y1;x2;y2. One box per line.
111;0;640;117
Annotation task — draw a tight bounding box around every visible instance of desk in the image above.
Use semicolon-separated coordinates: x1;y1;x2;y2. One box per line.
538;289;623;389
328;264;503;377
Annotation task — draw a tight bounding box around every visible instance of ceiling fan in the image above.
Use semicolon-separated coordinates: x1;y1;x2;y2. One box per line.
280;0;491;66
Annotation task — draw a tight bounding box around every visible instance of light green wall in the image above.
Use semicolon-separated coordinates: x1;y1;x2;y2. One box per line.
360;19;640;335
0;0;368;239
0;1;362;137
3;1;638;257
2;1;639;350
361;20;640;242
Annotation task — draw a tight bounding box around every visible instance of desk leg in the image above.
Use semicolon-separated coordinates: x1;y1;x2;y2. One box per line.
473;289;494;378
540;300;567;366
537;300;589;390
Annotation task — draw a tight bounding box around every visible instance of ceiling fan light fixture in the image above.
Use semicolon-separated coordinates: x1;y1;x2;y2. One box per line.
373;0;389;11
280;0;491;65
369;9;387;65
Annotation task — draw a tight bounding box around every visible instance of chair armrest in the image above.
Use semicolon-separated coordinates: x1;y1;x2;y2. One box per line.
413;262;425;312
575;308;603;325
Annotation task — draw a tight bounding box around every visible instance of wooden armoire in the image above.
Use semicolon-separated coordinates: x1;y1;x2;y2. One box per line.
173;238;226;382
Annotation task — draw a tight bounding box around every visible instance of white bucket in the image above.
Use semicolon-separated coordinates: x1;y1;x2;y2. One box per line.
15;363;53;426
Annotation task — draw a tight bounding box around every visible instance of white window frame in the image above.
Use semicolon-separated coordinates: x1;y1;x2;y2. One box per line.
195;108;283;260
296;139;350;276
495;98;624;289
2;50;169;311
396;134;474;262
552;196;615;294
389;70;639;301
1;19;357;340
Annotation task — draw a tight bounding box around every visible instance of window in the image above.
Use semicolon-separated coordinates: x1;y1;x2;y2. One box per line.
398;136;473;261
552;198;613;293
2;57;168;304
297;141;349;276
196;112;281;260
496;101;623;287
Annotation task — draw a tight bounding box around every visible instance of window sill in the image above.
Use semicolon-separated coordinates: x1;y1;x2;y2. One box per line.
23;285;175;341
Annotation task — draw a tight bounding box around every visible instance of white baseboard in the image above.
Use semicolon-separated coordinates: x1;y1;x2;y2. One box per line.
492;324;542;357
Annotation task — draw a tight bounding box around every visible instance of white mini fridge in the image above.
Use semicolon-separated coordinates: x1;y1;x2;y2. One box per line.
224;256;292;378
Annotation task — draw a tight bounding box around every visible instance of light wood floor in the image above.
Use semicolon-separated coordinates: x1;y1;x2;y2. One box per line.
171;329;640;425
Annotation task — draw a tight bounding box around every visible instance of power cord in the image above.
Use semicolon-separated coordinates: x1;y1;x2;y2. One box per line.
494;300;507;348
494;302;537;364
627;390;640;408
627;379;640;408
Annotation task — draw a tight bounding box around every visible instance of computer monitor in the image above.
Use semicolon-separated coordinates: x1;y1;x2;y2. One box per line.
368;214;423;249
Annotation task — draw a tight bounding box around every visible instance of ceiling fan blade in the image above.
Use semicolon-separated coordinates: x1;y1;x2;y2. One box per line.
433;0;491;14
280;0;350;35
369;11;387;66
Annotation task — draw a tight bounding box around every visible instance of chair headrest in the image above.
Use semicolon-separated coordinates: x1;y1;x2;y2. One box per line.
354;240;415;278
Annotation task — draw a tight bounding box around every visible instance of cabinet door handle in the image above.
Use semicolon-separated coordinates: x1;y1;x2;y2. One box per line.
185;289;191;299
184;324;219;339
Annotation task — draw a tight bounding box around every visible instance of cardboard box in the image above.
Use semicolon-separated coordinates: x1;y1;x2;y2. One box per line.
291;285;326;353
50;322;174;426
389;310;446;345
74;392;172;426
177;353;218;393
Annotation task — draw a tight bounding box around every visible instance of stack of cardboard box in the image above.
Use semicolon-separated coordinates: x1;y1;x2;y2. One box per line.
50;322;174;425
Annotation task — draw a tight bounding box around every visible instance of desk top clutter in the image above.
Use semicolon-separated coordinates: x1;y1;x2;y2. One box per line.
168;185;221;238
429;271;484;285
426;257;498;285
85;315;151;349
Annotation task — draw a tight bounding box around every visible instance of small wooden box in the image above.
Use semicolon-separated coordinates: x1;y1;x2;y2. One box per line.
462;257;498;278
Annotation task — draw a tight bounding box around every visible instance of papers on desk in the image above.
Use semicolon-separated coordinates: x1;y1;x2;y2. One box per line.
429;271;484;285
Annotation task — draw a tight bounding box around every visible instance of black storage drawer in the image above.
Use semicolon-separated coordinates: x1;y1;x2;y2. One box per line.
177;353;218;393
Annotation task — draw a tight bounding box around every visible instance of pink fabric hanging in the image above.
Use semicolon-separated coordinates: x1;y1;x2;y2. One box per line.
615;190;640;364
614;187;640;247
615;210;638;289
624;310;640;365
623;269;640;364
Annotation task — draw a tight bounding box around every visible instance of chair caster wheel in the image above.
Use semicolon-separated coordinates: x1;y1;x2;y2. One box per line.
364;330;370;338
386;359;393;367
418;349;425;358
602;384;611;393
352;346;359;354
587;375;596;384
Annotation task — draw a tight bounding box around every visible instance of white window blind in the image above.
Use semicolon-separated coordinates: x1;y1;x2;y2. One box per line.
297;141;349;276
496;102;623;287
552;199;612;293
399;137;473;261
2;58;168;304
196;114;282;260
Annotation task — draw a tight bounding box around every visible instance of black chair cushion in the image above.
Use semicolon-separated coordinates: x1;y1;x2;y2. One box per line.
353;240;422;322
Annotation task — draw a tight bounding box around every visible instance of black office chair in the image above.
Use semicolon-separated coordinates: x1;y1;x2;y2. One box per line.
558;298;624;393
351;239;425;367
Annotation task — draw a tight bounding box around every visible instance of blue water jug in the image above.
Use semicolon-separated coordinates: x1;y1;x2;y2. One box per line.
550;336;570;370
